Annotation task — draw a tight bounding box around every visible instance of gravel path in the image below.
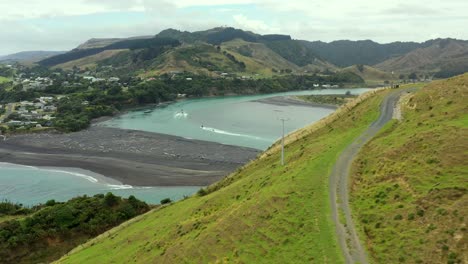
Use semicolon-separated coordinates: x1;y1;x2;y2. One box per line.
329;87;418;263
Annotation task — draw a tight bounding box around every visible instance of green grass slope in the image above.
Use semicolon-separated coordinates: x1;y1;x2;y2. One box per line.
341;65;395;86
145;43;282;77
0;76;11;84
58;87;393;263
350;74;467;263
53;49;128;70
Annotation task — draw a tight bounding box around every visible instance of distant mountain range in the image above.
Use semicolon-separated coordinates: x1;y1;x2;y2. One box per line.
5;27;467;80
0;51;66;63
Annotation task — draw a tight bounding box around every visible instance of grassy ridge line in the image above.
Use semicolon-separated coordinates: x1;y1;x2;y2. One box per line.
350;74;468;263
57;87;391;264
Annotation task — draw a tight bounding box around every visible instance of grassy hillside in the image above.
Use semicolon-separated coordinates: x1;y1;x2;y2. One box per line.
341;65;395;86
58;87;392;263
222;39;300;74
0;76;10;84
375;39;468;76
53;49;128;70
350;74;467;263
145;42;299;77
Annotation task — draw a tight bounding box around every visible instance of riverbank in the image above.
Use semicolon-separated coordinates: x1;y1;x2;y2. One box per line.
0;126;259;186
254;95;339;109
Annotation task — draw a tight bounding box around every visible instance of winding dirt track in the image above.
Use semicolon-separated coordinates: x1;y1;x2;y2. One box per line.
329;87;417;264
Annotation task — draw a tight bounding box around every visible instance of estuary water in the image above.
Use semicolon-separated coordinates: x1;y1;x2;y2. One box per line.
102;88;371;150
1;88;371;206
0;163;200;206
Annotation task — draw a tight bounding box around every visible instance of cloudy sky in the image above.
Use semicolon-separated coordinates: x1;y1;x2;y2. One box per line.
1;0;467;55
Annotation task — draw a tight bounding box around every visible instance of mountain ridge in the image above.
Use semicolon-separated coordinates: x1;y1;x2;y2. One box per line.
21;27;467;79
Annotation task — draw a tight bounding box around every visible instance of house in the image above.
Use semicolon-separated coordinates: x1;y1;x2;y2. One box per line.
43;115;55;121
20;101;34;106
34;102;45;109
186;78;193;81
109;77;120;82
43;105;57;112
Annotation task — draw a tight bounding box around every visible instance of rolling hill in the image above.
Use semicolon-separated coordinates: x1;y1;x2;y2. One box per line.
375;38;468;77
302;40;422;67
0;51;66;63
36;27;467;80
341;65;395;85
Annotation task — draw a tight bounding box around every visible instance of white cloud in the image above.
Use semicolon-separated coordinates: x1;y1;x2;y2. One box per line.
233;14;278;33
0;0;467;54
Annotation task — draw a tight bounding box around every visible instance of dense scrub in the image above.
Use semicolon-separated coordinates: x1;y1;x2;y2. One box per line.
0;194;150;264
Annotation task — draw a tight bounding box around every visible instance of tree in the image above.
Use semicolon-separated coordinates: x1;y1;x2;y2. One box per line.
104;192;119;207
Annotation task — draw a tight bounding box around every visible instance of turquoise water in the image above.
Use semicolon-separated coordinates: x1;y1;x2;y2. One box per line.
1;88;372;206
102;88;372;150
0;163;200;206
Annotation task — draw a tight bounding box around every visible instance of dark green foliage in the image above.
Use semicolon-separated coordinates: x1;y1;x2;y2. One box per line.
197;188;207;196
303;39;422;67
160;198;172;205
0;66;14;77
45;200;56;207
205;27;259;45
39;37;181;67
264;40;320;67
0;194;149;264
0;201;33;216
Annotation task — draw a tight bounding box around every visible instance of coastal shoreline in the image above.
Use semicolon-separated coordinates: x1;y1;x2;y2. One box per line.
0;127;260;186
0;94;341;187
253;95;339;109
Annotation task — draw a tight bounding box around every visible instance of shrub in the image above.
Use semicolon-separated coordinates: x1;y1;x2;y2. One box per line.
45;200;56;207
197;188;208;196
394;214;403;220
160;198;172;205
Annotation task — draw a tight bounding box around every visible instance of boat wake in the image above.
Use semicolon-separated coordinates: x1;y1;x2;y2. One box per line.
201;126;268;141
174;111;188;119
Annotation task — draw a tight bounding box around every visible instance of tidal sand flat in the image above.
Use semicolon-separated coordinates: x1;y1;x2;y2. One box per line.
0;126;259;187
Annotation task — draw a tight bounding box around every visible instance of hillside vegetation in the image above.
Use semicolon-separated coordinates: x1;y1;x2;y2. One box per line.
38;27;467;79
0;194;150;264
350;74;468;263
58;86;393;263
341;65;395;85
375;39;468;77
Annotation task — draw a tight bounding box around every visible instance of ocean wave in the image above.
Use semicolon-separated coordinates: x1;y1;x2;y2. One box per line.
0;162;37;170
0;163;99;183
45;169;99;183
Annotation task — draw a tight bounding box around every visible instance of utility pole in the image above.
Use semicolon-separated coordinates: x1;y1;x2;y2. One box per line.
391;71;394;88
280;118;289;166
